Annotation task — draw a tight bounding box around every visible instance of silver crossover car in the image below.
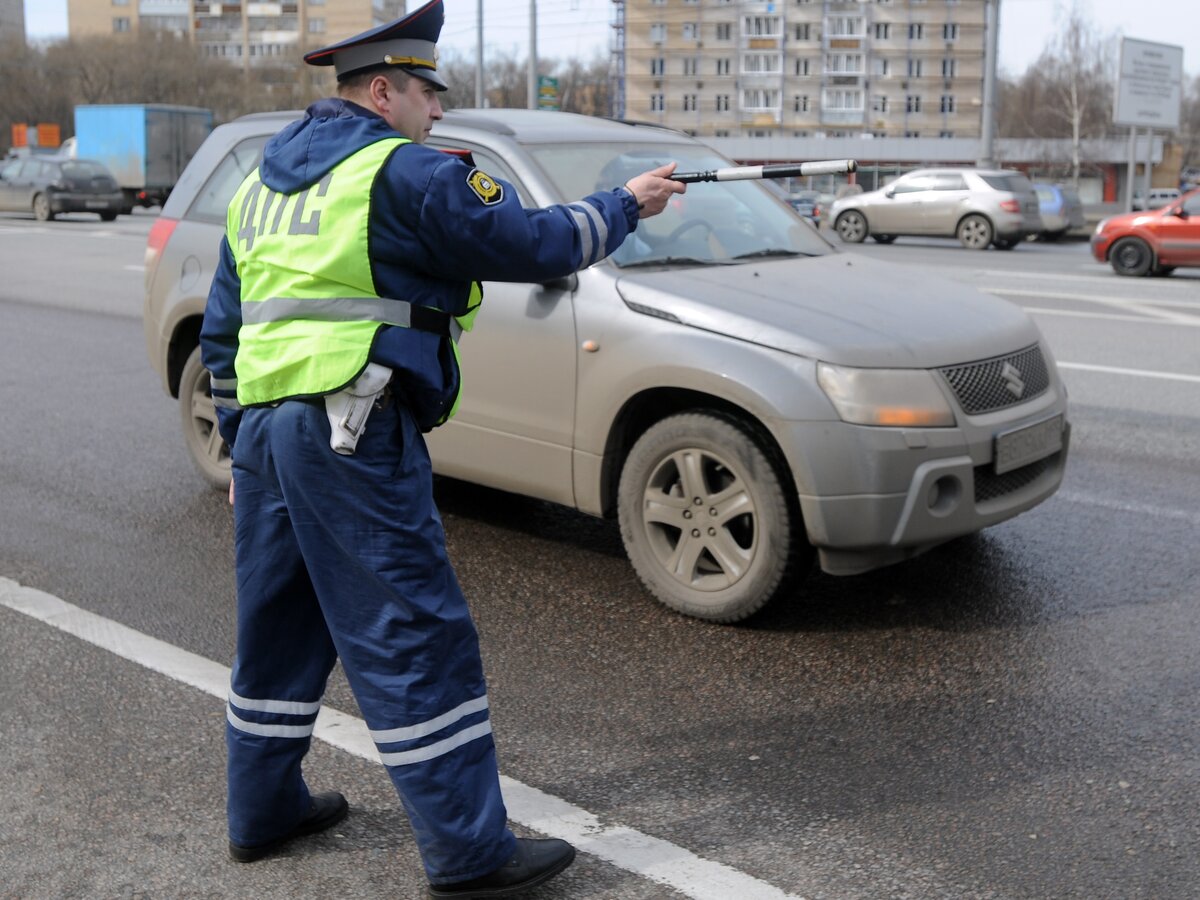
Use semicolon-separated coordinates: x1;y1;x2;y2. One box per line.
831;167;1043;250
144;110;1069;622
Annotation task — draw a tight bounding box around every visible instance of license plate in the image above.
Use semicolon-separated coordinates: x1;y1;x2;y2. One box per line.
994;415;1063;474
86;200;109;209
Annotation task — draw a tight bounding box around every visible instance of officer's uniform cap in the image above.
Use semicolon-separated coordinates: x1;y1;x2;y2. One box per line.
303;0;447;90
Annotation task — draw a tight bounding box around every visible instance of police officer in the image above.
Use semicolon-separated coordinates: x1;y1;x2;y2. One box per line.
199;0;683;895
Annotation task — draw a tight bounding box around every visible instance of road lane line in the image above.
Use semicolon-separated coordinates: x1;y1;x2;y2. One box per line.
1056;492;1200;527
1024;307;1200;325
1056;362;1200;383
0;576;804;900
991;289;1199;323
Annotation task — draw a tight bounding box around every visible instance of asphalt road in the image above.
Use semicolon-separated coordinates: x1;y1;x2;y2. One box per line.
1;211;1198;900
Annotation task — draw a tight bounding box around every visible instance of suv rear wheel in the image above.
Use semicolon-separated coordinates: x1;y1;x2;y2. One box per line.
617;412;807;622
33;193;54;222
179;345;232;487
957;214;993;249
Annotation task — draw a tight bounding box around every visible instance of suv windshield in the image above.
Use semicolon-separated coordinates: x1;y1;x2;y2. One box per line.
525;141;831;266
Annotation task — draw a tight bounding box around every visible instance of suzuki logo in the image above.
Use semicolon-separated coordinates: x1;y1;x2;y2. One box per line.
1001;362;1025;398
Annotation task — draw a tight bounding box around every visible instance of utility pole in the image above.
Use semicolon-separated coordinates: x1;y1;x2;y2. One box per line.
977;0;1000;168
475;0;484;107
527;1;538;110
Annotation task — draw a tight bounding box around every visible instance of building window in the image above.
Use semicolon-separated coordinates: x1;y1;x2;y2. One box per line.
795;58;811;76
716;58;731;75
651;58;664;76
682;23;698;40
828;53;864;74
112;0;129;5
875;57;890;76
743;16;781;37
872;94;888;112
113;17;130;32
794;94;810;112
907;58;922;77
940;130;955;137
795;23;810;40
906;94;921;113
827;16;863;37
874;23;890;39
650;23;666;43
909;23;924;40
716;94;730;111
742;88;780;111
309;0;324;4
744;53;782;74
905;130;921;137
683;94;698;111
940;94;956;113
942;58;957;78
943;23;959;40
651;94;664;112
823;89;864;111
716;23;732;41
683;57;699;76
308;18;325;33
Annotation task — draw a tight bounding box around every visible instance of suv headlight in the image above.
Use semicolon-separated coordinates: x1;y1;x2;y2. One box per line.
817;362;956;427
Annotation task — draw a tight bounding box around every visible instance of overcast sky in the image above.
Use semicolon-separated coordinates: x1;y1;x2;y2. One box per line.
22;0;1200;78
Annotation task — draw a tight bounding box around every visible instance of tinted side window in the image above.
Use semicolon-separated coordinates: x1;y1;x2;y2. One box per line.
890;174;935;194
979;173;1034;193
931;173;968;191
1182;195;1200;216
186;135;270;224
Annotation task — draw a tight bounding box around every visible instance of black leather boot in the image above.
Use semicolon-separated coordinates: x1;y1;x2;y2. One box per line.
428;837;576;898
229;791;349;863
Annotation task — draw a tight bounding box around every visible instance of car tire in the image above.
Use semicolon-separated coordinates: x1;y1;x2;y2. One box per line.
100;211;118;222
992;237;1021;250
835;210;868;243
871;234;896;244
179;344;233;488
1152;264;1176;277
617;412;808;623
957;214;993;249
1039;229;1066;243
1109;237;1154;277
33;193;54;222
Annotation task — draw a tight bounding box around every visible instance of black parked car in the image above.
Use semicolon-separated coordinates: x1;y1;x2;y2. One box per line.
0;156;124;221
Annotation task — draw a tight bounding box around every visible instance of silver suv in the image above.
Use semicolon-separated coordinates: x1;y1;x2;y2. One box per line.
831;167;1044;250
144;109;1069;623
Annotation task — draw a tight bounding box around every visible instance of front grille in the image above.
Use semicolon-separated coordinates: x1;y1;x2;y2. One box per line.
939;344;1049;414
974;451;1060;503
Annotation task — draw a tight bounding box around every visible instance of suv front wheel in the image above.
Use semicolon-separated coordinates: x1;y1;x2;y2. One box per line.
835;210;868;243
179;344;232;487
617;412;806;622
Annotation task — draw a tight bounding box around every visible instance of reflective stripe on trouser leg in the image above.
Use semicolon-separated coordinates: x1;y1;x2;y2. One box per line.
262;398;515;883
226;405;340;848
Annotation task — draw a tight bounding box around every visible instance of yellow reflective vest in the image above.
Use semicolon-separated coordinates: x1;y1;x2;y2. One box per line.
227;137;482;420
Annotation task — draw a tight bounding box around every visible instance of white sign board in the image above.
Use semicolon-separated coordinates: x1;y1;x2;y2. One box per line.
1113;38;1183;130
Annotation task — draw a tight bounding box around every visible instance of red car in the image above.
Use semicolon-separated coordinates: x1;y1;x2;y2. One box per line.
1091;187;1200;276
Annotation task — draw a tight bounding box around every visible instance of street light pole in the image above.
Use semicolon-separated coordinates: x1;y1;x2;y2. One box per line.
527;0;538;110
475;0;484;108
977;0;1000;168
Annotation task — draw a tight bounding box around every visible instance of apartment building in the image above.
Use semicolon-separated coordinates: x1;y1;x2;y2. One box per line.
0;0;25;40
616;0;986;138
65;0;405;65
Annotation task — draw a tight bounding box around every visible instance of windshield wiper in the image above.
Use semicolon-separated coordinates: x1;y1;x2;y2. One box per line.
620;256;736;268
730;249;811;260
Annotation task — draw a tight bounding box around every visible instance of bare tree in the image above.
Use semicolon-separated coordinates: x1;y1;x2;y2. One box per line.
996;1;1115;185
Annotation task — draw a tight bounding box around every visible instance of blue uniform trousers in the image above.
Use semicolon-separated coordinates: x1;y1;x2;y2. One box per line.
226;396;516;883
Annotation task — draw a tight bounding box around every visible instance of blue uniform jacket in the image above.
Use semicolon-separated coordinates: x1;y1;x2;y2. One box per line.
201;98;641;445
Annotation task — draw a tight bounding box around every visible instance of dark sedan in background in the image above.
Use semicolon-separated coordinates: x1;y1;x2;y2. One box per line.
0;156;124;221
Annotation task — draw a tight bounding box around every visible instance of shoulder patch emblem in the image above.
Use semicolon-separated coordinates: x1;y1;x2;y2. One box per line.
466;169;503;205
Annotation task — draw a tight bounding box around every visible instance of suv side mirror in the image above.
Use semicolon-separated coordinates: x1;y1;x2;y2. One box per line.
884;188;895;199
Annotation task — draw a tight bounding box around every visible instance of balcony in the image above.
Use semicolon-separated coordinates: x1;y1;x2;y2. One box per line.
820;109;865;126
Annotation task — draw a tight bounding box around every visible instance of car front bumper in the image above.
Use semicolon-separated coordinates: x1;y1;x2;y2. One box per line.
49;191;124;215
790;398;1070;576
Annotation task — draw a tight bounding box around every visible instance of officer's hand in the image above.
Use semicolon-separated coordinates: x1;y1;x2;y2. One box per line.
625;163;686;219
228;478;235;506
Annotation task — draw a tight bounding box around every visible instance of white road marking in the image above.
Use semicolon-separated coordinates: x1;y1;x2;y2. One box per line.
992;289;1200;323
1056;362;1200;384
0;577;804;900
1024;307;1200;325
124;265;145;272
1056;492;1200;527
